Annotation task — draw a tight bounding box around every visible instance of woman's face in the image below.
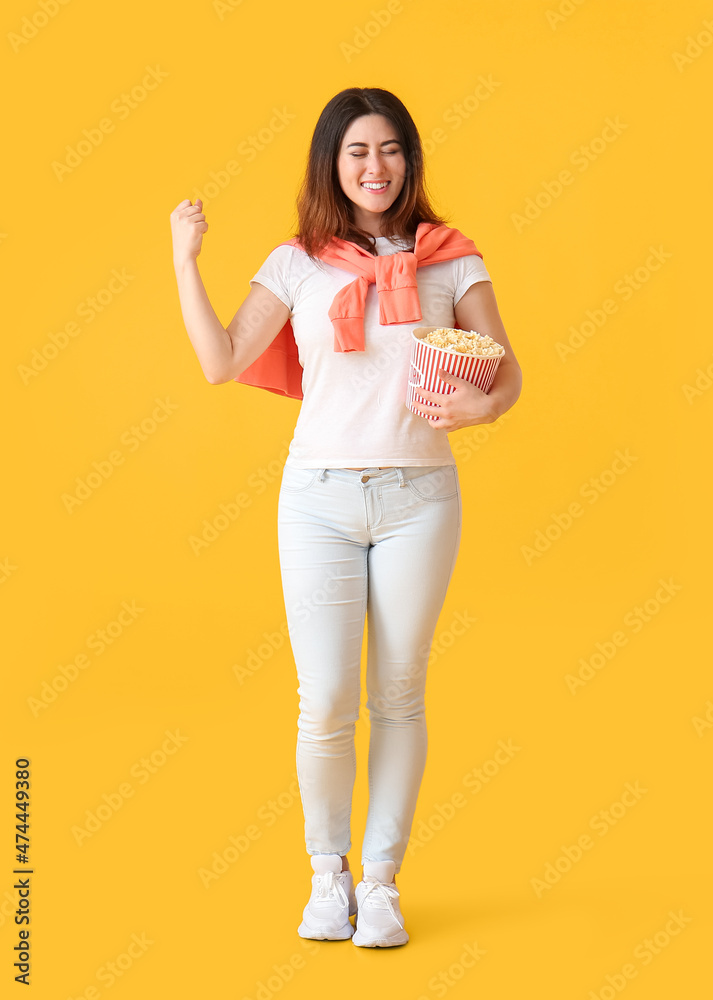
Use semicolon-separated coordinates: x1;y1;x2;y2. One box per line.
336;114;406;236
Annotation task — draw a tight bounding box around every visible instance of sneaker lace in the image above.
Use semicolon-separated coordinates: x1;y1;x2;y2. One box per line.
360;879;405;929
314;871;349;909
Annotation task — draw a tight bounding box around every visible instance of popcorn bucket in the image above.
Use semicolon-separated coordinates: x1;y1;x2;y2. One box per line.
406;327;504;422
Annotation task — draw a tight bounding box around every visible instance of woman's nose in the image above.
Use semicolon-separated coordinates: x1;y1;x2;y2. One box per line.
365;153;388;172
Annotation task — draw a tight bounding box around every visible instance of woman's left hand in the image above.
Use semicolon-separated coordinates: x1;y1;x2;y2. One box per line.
409;369;498;431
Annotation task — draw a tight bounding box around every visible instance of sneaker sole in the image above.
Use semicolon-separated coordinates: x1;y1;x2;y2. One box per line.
298;919;355;941
352;927;409;947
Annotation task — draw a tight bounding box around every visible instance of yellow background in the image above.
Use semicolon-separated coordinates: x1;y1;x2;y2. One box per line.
2;0;711;996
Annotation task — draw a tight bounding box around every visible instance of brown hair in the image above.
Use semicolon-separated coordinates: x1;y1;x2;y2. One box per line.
292;88;450;261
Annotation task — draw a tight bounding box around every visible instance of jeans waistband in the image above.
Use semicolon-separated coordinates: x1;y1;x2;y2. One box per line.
312;466;454;487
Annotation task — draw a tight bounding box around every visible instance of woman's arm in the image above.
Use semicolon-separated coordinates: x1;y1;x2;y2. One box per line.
456;280;522;419
411;280;523;430
170;199;290;384
173;257;235;384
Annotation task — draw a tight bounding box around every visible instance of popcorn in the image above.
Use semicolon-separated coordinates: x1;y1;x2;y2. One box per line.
405;326;505;420
421;327;505;358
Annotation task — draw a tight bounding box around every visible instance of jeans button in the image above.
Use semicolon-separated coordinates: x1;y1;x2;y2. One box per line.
361;475;369;483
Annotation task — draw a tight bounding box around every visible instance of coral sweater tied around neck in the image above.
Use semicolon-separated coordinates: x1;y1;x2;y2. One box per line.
234;221;483;400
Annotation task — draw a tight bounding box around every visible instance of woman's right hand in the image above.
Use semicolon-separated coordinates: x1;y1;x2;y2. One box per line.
170;198;208;267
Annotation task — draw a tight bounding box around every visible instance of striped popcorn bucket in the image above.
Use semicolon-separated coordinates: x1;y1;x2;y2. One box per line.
406;327;504;422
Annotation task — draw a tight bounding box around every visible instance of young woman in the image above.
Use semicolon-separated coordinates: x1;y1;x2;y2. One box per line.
170;87;522;948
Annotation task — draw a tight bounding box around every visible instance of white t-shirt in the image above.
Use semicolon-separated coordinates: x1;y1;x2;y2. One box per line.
249;234;492;468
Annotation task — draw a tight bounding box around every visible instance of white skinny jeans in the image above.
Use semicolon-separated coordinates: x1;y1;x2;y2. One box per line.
277;463;462;874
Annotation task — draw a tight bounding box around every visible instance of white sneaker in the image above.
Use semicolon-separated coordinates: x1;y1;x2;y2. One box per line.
297;854;357;940
352;860;409;947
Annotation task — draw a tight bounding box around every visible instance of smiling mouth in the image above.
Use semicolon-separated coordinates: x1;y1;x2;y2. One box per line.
361;181;390;191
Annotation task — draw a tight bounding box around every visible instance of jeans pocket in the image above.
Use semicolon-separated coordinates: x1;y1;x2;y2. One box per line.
279;466;322;494
404;465;458;502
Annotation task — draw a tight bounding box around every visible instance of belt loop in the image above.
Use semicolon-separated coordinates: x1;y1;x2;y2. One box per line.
395;467;406;488
317;468;326;481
